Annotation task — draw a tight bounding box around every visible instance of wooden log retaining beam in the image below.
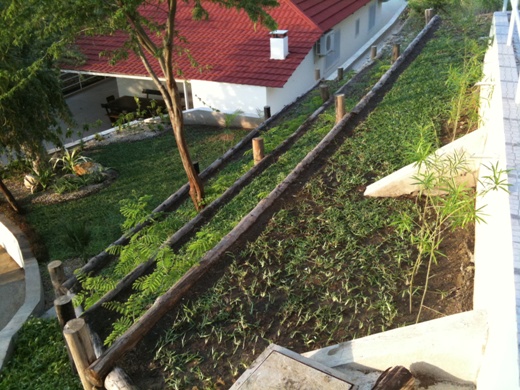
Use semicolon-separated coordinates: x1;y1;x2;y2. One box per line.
82;89;333;318
61;79;323;293
84;16;442;385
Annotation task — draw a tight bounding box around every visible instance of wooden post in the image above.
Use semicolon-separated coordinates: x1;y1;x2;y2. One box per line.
55;295;77;373
425;8;434;24
55;295;76;329
319;83;330;103
314;69;321;81
63;318;97;390
264;106;271;119
337;67;344;81
48;260;67;298
252;138;265;165
335;94;346;124
392;44;400;63
370;45;377;60
193;161;200;175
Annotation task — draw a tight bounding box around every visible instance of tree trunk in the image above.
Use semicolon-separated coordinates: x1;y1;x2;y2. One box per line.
0;177;20;213
166;79;205;211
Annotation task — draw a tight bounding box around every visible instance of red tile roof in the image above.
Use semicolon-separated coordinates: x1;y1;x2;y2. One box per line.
67;0;369;88
291;0;371;31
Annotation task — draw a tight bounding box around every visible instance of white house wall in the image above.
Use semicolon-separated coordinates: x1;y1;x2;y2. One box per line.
316;0;407;79
190;80;267;117
266;50;316;115
116;78;159;99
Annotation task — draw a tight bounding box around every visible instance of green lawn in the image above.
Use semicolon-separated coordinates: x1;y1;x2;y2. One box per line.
25;125;248;261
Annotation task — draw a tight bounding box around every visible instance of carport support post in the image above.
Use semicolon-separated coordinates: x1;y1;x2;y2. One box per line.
48;260;67;297
335;94;346;124
253;138;265;165
320;84;330;103
371;46;377;60
63;318;97;390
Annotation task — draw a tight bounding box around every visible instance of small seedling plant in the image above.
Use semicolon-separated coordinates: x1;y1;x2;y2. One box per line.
393;151;509;322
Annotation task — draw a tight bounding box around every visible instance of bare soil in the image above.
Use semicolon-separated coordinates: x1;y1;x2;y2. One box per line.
0;15;478;389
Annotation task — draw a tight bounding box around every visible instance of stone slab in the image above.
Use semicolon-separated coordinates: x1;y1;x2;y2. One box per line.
231;345;354;390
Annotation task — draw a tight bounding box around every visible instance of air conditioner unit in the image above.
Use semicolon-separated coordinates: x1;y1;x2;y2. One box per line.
316;30;334;56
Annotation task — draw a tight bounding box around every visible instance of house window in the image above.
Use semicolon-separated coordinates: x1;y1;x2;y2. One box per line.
368;3;376;31
355;18;360;37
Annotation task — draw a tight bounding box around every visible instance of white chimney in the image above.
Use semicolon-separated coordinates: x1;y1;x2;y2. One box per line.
270;30;289;60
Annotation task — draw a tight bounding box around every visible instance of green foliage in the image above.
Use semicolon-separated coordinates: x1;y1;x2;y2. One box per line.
0;1;74;169
51;148;91;174
0;318;80;389
393;151;507;322
63;221;92;260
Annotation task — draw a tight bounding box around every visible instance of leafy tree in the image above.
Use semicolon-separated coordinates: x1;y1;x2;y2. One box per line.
70;0;279;210
0;1;73;169
0;0;74;211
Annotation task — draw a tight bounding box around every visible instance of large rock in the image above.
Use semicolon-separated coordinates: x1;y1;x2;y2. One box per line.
23;174;42;194
73;162;103;176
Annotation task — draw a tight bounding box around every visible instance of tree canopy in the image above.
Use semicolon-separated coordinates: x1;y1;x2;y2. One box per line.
0;0;73;168
69;0;279;210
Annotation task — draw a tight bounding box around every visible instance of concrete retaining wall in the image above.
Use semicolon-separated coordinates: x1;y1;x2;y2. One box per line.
0;215;44;370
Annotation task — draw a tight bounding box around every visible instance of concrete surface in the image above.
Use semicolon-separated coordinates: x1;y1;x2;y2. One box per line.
0;215;44;371
0;248;24;331
364;127;487;197
231;345;354;390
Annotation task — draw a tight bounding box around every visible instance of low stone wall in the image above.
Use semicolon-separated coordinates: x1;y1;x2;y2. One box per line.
0;215;44;370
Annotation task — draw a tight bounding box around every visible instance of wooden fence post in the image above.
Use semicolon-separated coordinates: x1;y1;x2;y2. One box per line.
425;8;434;24
48;260;67;298
264;106;271;119
55;295;76;329
63;318;98;390
392;44;400;63
337;67;344;81
335;94;346;124
193;161;200;175
55;295;78;373
314;69;321;81
319;84;330;103
252;138;265;165
370;45;377;60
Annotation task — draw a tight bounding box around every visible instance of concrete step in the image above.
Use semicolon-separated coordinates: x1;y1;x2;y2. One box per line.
230;344;354;390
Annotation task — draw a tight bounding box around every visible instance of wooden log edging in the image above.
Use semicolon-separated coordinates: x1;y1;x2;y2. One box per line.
62;79;322;292
83;89;332;317
84;16;442;386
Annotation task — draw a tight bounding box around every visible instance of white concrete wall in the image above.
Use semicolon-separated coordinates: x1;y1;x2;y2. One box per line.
266;50;316;115
473;13;520;389
316;0;407;79
116;78;158;99
190;80;267;117
0;222;23;268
